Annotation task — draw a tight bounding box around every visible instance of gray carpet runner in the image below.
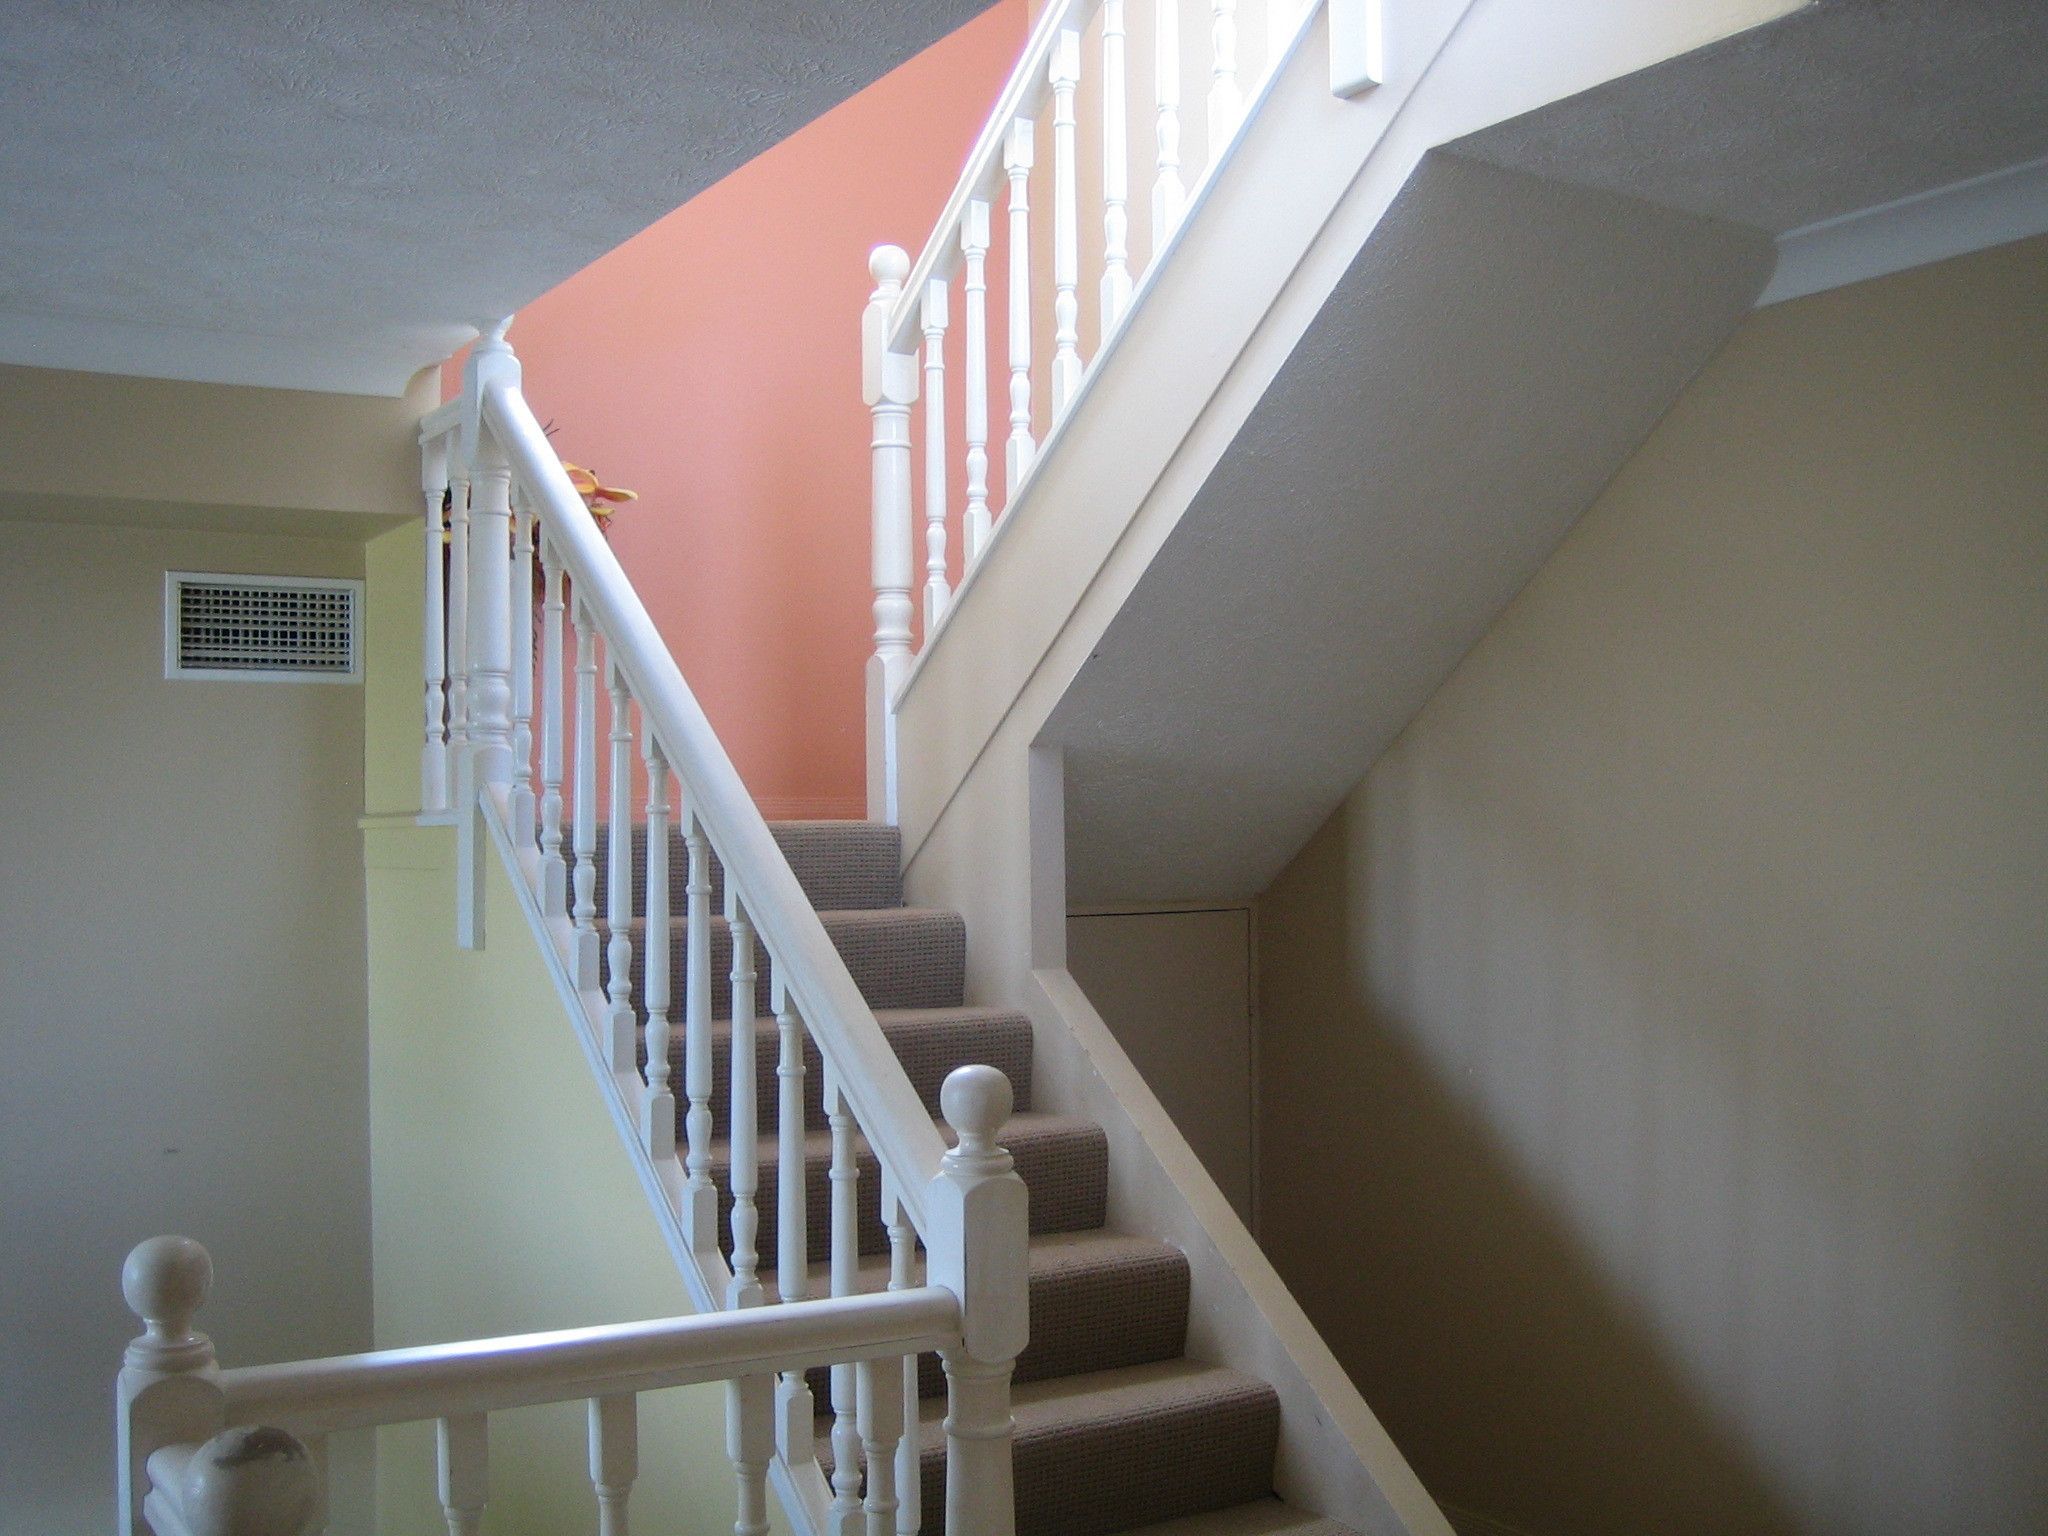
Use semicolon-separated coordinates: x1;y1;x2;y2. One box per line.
587;821;1345;1536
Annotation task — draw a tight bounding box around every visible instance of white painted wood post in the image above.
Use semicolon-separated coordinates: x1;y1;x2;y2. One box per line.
960;198;993;565
539;539;568;914
1154;0;1186;244
117;1237;224;1536
683;801;718;1249
445;463;471;763
509;496;536;840
1209;0;1244;148
571;594;602;991
928;1067;1028;1536
604;665;638;1075
436;1413;488;1536
640;738;677;1161
589;1394;638;1536
1328;0;1385;97
1003;120;1037;505
726;888;763;1310
825;1073;864;1536
462;326;517;797
921;277;951;633
1049;28;1084;413
1100;0;1133;331
772;975;816;1466
420;436;450;813
727;1372;775;1536
863;245;918;824
885;1181;922;1536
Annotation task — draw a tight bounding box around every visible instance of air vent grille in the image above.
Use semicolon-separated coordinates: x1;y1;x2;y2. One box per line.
165;573;362;682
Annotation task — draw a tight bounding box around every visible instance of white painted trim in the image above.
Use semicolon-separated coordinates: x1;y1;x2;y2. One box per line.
1760;153;2048;306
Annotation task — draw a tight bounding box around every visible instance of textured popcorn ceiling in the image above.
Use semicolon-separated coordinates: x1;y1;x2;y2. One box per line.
0;0;991;393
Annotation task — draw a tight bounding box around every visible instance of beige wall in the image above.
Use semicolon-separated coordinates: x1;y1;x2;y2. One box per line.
1256;237;2048;1536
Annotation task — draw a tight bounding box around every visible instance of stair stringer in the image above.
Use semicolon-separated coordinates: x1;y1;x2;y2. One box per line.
889;2;1806;1532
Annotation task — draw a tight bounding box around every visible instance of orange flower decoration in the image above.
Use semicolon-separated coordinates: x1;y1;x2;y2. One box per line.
561;463;639;524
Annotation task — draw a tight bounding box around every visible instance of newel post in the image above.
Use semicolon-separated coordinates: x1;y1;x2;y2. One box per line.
455;316;520;948
117;1237;225;1536
864;246;918;824
927;1067;1028;1536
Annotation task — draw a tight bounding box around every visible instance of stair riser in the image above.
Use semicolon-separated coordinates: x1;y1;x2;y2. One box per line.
803;1247;1190;1403
608;912;967;1019
710;1126;1108;1269
642;1016;1036;1135
581;823;903;917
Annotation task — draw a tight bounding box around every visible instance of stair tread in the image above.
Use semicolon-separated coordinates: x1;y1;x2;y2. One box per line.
812;1227;1185;1291
1113;1501;1361;1536
939;1358;1273;1439
606;906;962;930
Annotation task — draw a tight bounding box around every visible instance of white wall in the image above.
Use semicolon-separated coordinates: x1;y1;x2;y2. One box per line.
1256;237;2048;1536
0;517;376;1535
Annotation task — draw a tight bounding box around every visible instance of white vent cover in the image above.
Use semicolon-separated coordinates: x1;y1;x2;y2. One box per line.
165;572;363;682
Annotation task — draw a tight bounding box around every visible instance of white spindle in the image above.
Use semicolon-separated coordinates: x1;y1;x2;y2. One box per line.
862;246;917;824
886;1182;921;1536
960;199;993;564
509;497;536;838
1154;0;1186;243
726;889;763;1309
930;1067;1028;1536
604;666;637;1075
921;278;951;632
1003;120;1036;502
641;739;676;1161
1209;0;1244;147
1050;28;1084;413
571;595;601;991
772;976;815;1465
857;1345;903;1536
826;1074;863;1536
539;539;568;914
589;1394;637;1536
683;803;717;1248
435;1414;488;1536
445;465;470;759
1100;0;1133;330
420;437;450;812
728;1373;774;1536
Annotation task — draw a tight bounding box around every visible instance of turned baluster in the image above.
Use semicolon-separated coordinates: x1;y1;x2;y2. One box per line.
857;1340;903;1536
640;738;676;1160
825;1073;863;1536
420;436;450;812
509;495;536;839
727;889;763;1308
463;401;514;791
885;1182;921;1536
1101;0;1133;330
437;1414;488;1536
445;463;470;761
538;538;568;913
603;665;638;1074
1003;120;1037;503
863;245;917;823
571;595;601;990
772;975;817;1464
921;277;951;632
589;1394;637;1536
1154;0;1186;241
683;802;718;1247
728;1372;774;1536
1050;28;1084;413
960;199;993;565
1209;0;1244;148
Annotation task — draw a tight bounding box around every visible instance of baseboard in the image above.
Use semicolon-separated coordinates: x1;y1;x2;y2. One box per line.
1441;1503;1540;1536
753;795;870;820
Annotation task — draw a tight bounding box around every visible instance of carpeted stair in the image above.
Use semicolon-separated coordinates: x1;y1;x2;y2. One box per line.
589;820;1348;1536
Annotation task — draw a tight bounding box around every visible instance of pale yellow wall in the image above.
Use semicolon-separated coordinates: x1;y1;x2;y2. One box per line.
361;531;756;1535
1256;237;2048;1536
0;517;375;1536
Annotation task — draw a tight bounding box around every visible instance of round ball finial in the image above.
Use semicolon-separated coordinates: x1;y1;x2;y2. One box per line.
123;1235;212;1335
941;1064;1013;1152
179;1426;321;1536
869;244;910;289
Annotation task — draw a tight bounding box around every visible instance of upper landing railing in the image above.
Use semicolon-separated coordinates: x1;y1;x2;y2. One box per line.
859;0;1381;817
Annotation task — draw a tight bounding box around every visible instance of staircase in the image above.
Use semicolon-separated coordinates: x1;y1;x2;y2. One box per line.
595;817;1317;1536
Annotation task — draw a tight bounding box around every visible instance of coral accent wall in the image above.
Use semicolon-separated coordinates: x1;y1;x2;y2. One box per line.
480;3;1027;816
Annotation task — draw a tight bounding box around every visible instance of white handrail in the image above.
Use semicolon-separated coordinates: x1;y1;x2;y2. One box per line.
221;1287;960;1433
482;380;951;1219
